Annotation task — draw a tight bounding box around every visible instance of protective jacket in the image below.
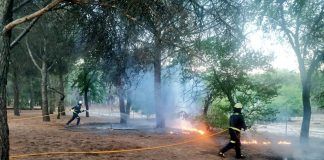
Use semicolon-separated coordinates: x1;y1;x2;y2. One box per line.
71;104;82;114
229;113;247;132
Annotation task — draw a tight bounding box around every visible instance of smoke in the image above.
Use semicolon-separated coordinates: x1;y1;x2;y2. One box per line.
64;64;205;130
241;128;324;160
128;66;204;126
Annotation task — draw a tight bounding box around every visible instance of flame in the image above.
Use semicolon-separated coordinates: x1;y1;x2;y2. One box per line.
262;141;271;145
278;141;291;145
241;140;259;144
169;119;205;135
182;127;205;135
241;139;291;145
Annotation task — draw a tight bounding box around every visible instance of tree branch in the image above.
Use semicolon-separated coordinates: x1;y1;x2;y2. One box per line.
307;51;324;79
26;39;42;71
278;4;296;49
303;8;324;55
47;62;55;71
48;87;65;98
278;3;306;75
10;17;39;49
3;0;64;32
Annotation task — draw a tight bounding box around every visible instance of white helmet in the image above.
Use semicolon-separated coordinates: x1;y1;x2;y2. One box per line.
234;103;243;109
78;101;83;105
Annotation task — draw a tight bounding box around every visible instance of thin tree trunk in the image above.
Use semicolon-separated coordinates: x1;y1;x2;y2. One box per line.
154;36;165;128
56;93;65;119
126;95;131;122
49;91;55;114
203;91;212;117
57;98;61;119
84;90;89;117
41;61;50;121
0;0;13;159
48;76;55;114
119;94;126;124
58;73;65;116
6;91;10;107
59;73;65;116
29;77;34;110
118;82;126;124
13;67;20;116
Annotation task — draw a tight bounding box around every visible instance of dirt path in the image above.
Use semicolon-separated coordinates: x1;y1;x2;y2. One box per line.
8;110;285;160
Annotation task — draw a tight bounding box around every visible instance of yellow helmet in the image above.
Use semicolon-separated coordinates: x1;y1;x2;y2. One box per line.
234;103;243;109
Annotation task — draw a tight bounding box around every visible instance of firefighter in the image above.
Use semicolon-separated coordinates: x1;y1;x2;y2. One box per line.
66;101;86;126
219;103;247;159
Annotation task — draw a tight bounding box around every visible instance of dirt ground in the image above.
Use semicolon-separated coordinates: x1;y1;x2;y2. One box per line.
8;110;294;160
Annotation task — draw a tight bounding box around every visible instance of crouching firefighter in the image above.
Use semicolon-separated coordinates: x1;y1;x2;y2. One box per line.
66;101;86;126
219;103;247;159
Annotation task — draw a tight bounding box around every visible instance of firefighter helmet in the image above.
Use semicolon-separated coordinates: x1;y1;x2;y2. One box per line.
234;103;243;109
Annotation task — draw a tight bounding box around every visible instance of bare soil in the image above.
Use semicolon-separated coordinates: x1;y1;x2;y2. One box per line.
8;110;291;160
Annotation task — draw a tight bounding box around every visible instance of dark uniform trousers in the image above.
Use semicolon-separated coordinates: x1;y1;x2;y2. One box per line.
66;113;80;125
220;128;242;157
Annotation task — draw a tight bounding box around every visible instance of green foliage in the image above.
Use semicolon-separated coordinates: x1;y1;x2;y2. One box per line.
312;71;324;109
196;36;279;126
265;70;303;118
206;99;230;128
70;62;106;103
236;71;281;125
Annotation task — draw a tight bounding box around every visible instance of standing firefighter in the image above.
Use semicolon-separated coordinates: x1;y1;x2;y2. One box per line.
219;103;247;159
66;101;86;126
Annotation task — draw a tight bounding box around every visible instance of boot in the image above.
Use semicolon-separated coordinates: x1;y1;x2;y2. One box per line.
218;152;225;158
236;154;246;159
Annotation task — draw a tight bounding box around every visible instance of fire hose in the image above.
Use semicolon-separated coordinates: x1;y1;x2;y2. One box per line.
9;109;90;121
10;129;227;159
9;110;227;159
8;111;67;121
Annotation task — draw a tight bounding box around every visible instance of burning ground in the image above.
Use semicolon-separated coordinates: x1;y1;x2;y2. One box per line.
8;110;324;160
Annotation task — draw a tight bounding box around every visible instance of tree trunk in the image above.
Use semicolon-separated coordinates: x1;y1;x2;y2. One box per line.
203;91;213;117
0;0;13;159
13;66;20;116
119;94;126;124
300;77;312;144
154;36;165;128
57;94;65;119
41;61;50;121
126;94;131;122
49;91;55;114
84;90;89;117
58;73;65;116
118;82;126;124
48;77;55;114
57;73;65;118
29;77;34;110
297;53;323;144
